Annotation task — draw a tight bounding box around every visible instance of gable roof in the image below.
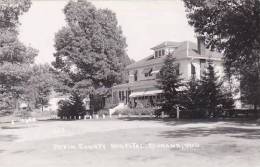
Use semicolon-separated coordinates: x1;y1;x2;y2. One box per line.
126;41;222;70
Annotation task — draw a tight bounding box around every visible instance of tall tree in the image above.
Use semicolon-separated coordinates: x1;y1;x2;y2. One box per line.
183;0;259;114
157;54;184;117
183;78;206;118
199;61;224;117
52;0;131;94
0;0;37;111
183;0;260;72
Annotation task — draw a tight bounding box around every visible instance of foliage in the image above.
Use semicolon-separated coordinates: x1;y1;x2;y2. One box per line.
221;88;235;110
0;0;37;111
199;61;223;117
157;54;184;117
183;0;260;113
57;91;86;118
0;0;31;29
240;65;260;111
183;78;206;118
180;61;235;118
198;60;235;117
183;0;260;72
52;0;131;95
24;64;54;111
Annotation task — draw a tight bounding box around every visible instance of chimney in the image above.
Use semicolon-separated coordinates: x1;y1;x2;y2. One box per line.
197;36;206;56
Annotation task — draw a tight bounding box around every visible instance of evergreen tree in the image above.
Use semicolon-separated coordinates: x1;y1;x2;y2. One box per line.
199;61;224;118
183;78;206;118
157;54;184;117
57;91;86;119
69;91;86;117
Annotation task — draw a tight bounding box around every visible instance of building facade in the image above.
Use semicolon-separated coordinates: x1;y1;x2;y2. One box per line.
112;38;226;108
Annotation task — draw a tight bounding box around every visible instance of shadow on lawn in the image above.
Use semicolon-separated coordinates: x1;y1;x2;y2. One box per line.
0;134;18;142
1;126;31;129
159;126;260;139
119;116;260;125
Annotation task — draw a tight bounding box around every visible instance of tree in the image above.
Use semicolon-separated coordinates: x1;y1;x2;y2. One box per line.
183;0;260;72
0;0;37;112
157;54;184;117
183;0;260;114
57;91;86;119
183;78;206;118
24;64;54;112
52;0;131;114
199;61;224;117
52;0;131;92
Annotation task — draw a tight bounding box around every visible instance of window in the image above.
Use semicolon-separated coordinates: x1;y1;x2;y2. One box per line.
200;59;206;76
159;50;161;57
155;51;158;58
119;91;121;101
134;70;138;81
122;91;125;101
191;63;196;78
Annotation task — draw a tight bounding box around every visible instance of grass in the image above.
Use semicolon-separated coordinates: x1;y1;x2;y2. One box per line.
0;118;260;167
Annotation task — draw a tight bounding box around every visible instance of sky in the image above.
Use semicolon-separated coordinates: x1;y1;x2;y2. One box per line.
18;0;196;64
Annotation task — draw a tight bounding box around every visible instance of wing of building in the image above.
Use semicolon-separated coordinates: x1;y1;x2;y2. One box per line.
111;38;225;108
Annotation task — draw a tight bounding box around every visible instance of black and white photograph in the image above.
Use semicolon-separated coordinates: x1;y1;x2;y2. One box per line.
0;0;260;166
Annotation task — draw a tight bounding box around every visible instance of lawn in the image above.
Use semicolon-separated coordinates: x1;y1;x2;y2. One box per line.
0;117;260;167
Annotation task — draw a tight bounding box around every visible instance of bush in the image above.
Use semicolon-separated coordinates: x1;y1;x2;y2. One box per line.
57;92;86;119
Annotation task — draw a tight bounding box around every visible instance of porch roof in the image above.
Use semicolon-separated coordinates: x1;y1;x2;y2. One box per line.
129;89;163;98
113;80;158;90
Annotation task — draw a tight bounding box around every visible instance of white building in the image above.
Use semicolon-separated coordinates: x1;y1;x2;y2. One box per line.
112;37;240;108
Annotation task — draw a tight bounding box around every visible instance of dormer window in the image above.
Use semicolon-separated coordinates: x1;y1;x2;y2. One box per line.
154;49;166;58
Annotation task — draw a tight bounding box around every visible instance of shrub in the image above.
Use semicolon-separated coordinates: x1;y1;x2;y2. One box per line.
57;92;86;119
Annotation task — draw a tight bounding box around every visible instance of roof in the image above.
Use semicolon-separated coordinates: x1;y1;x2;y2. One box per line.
126;41;222;70
151;41;181;50
113;79;158;90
